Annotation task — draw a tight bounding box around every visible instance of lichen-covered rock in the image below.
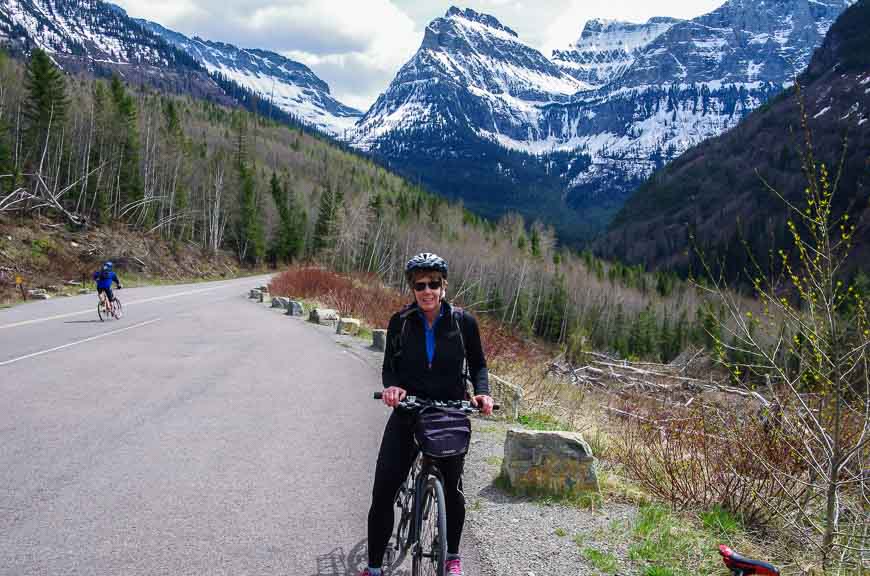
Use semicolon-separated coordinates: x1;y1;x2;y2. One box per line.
286;301;305;317
271;297;289;309
337;318;361;335
501;428;599;497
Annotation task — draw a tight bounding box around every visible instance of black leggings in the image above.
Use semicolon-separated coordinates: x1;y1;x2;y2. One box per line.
367;410;466;568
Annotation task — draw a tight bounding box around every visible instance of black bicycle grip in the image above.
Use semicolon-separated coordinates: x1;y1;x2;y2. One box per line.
373;391;383;400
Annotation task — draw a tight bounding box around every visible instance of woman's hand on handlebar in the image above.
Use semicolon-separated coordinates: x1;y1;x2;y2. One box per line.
470;394;494;416
381;386;407;408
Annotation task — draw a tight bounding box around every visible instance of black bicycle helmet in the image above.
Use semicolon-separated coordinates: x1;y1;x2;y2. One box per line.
405;252;448;282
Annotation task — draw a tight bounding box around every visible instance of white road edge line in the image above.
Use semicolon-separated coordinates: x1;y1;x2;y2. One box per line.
0;318;161;367
0;285;225;330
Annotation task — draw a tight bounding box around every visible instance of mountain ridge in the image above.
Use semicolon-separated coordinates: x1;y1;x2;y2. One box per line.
595;0;870;279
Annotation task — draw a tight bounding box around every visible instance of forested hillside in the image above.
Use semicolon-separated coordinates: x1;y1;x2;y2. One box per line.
0;47;729;362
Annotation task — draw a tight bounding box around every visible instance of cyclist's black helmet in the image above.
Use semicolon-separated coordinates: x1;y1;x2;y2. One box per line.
405;252;448;282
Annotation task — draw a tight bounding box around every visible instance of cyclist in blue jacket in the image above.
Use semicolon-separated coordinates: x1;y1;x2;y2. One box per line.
92;261;122;302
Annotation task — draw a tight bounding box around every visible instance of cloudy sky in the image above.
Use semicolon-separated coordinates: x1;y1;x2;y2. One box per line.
113;0;725;112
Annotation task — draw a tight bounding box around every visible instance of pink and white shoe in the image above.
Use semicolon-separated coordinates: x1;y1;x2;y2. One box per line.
446;558;463;575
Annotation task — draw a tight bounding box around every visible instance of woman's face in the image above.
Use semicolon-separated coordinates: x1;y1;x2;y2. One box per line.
412;272;444;315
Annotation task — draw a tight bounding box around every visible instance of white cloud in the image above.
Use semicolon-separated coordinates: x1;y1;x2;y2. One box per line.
115;0;420;112
113;0;727;111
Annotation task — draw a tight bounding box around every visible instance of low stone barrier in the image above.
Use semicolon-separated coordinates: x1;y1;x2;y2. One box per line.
258;291;270;303
28;288;50;300
272;296;290;309
309;308;339;326
286;300;305;317
501;429;599;498
372;329;387;351
337;318;361;335
490;374;523;421
249;288;261;299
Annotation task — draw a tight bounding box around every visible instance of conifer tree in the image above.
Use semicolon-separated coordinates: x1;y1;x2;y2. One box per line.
311;182;343;259
109;76;144;223
268;172;305;264
235;163;264;264
23;49;68;161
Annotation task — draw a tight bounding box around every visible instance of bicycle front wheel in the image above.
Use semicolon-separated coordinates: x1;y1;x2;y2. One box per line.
97;299;106;322
412;475;447;576
112;298;123;319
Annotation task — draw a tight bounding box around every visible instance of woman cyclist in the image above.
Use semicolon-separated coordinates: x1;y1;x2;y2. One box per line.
361;252;494;576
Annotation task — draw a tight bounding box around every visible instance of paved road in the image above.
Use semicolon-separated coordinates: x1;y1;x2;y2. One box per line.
0;276;488;575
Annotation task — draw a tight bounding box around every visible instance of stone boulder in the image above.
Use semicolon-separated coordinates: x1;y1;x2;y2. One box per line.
309;308;339;326
285;300;305;317
249;288;261;299
337;318;361;335
271;296;290;309
372;329;387;351
501;429;599;497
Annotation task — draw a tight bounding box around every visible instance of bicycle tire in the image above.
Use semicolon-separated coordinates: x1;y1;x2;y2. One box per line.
388;484;414;569
412;475;447;576
97;299;106;322
112;298;123;319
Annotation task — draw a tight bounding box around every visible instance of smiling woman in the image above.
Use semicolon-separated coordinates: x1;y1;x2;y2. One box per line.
359;251;493;576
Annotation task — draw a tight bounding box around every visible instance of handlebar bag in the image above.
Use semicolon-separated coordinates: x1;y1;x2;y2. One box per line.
415;406;471;458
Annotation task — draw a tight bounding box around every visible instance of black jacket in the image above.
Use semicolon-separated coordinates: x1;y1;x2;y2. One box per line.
382;301;489;401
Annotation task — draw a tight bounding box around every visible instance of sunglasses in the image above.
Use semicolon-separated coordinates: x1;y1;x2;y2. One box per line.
413;280;442;292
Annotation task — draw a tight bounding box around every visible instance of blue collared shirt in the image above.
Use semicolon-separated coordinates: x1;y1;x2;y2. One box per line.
419;305;444;368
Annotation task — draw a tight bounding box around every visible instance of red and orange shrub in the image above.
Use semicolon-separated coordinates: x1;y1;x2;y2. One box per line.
269;266;541;365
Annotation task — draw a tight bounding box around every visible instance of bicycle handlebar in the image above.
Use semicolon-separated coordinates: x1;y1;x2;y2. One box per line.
373;391;499;413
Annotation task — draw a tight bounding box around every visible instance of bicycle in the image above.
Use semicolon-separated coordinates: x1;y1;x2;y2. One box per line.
373;392;497;576
97;290;123;321
719;545;779;575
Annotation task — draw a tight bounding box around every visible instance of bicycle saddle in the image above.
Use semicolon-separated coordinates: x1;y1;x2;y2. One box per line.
719;545;779;575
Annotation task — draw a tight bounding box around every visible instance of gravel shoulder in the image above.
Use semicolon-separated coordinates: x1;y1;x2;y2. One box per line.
463;417;640;576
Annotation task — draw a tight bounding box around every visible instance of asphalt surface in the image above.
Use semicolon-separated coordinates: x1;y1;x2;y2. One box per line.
0;276;487;576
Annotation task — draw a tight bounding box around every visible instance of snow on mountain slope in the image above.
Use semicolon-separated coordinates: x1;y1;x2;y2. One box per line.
142;21;362;136
552;17;681;89
350;1;854;243
0;0;362;137
352;6;586;150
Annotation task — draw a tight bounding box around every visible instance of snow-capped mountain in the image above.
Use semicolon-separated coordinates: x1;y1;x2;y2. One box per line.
552;17;681;89
351;1;854;244
141;21;362;136
352;6;586;151
0;0;360;136
0;0;200;68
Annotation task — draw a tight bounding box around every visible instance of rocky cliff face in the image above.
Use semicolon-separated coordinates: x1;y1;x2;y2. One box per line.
552;17;681;89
